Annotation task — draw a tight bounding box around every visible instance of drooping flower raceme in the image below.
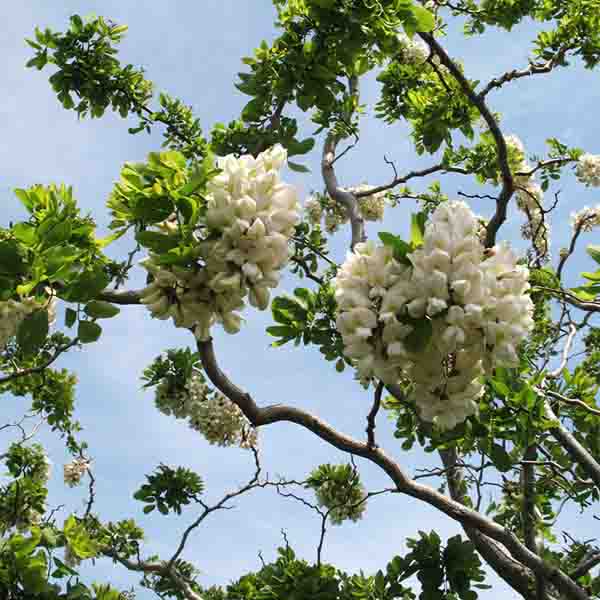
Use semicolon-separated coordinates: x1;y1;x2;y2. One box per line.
333;201;534;429
397;31;429;65
0;295;57;352
63;458;90;487
353;184;386;222
570;205;600;232
504;135;550;259
187;375;257;448
154;373;257;449
576;153;600;187
305;185;386;234
140;145;301;340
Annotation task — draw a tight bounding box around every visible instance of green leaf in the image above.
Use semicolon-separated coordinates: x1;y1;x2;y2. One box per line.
570;284;600;301
410;212;426;247
0;240;25;275
12;223;36;245
65;307;77;328
135;230;180;253
63;516;100;559
133;197;174;223
11;528;41;558
143;505;156;514
411;4;435;32
587;245;600;264
379;232;412;265
17;310;49;354
84;300;120;319
96;228;127;249
311;0;336;8
266;325;297;338
44;220;72;245
403;316;433;353
490;379;510;398
287;137;315;157
62;268;110;303
14;188;34;211
44;244;79;278
78;320;102;344
288;161;310;173
582;270;600;282
490;444;512;472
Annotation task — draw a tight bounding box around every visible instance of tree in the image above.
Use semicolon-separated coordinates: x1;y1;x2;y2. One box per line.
2;0;600;598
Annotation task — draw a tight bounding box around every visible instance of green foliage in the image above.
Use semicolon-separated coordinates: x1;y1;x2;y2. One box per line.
10;3;600;599
134;464;204;515
376;59;479;153
142;347;200;389
268;285;346;368
26;15;153;118
139;92;209;162
4;184;110;303
306;463;366;525
107;150;217;269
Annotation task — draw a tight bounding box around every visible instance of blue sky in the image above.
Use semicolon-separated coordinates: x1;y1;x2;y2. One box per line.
1;2;600;598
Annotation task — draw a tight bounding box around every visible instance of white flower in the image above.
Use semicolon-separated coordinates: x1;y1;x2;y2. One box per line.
349;184;386;222
139;145;301;339
333;200;534;430
576;153;600;187
570;205;600;232
304;194;324;225
397;32;429;64
63;458;90;487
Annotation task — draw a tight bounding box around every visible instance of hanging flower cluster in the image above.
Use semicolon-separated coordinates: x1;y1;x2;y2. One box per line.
140;145;300;340
570;205;600;232
354;184;387;222
333;201;534;429
63;458;90;487
304;186;387;234
187;375;257;448
0;296;57;351
306;464;367;525
576;153;600;187
397;32;429;65
154;373;257;449
505;135;550;259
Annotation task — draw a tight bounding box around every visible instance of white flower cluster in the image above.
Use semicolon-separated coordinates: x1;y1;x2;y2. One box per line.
32;454;52;485
397;31;429;65
154;374;257;448
576;153;600;187
352;184;387;222
570;205;600;232
505;135;550;259
140;145;300;340
304;186;386;234
63;458;90;487
0;295;57;351
313;479;367;525
334;201;534;429
304;195;324;225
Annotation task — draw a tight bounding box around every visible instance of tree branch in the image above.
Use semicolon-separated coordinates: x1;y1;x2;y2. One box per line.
478;47;571;97
439;448;536;599
543;401;600;490
353;163;469;198
196;337;588;600
366;381;383;449
321;76;364;249
418;32;513;248
0;338;79;384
